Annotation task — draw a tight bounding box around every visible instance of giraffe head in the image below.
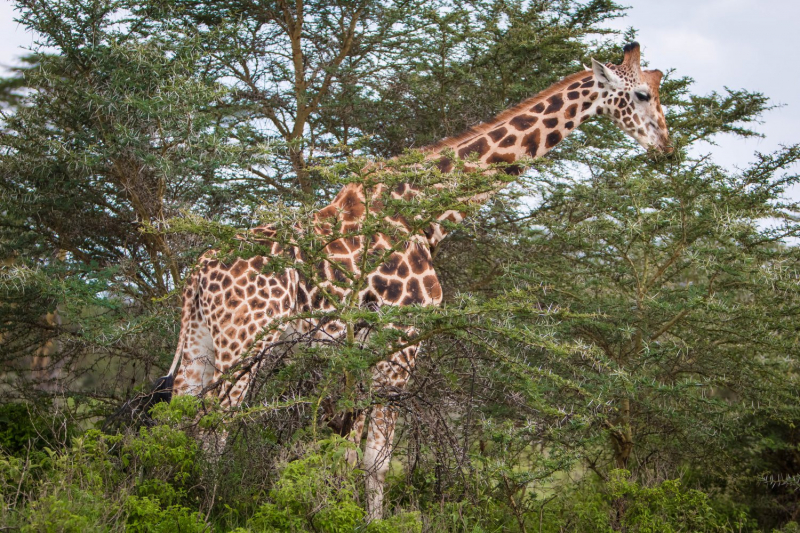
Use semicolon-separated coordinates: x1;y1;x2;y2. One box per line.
591;42;672;154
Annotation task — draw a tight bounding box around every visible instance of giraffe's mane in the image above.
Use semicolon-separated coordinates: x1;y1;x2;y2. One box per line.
424;68;594;152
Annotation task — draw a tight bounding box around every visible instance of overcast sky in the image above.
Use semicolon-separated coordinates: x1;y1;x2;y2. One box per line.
1;0;798;176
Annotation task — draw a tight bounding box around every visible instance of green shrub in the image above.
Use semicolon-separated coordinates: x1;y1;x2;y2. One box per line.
545;470;754;533
125;495;206;533
366;511;423;533
248;437;364;532
23;489;111;532
16;432;125;531
0;398;206;531
0;402;60;456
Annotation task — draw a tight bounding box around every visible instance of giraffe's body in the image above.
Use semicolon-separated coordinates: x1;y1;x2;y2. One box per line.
168;42;670;521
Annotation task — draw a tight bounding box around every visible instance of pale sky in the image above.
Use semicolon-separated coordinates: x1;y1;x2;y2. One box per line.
1;0;798;176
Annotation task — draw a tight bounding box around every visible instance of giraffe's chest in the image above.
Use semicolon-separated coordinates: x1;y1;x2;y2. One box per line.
196;255;298;332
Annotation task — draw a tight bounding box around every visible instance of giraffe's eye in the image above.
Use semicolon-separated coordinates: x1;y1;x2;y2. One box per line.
635;91;651;102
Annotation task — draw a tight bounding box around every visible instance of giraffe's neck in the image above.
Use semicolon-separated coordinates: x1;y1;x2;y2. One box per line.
418;69;603;245
432;70;602;165
320;69;605;246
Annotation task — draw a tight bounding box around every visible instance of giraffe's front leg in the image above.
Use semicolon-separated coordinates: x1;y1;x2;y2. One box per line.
199;329;285;457
364;399;399;522
344;409;366;466
363;338;417;522
172;313;216;398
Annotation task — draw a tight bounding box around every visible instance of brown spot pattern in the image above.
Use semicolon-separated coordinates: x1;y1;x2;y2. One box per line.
543;117;559;128
509;115;538;130
487;127;507;142
523;129;541;157
545;131;562;148
499;135;517;147
544;94;564;114
458;137;490;159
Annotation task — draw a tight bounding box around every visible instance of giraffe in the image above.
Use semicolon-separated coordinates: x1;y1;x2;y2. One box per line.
164;42;671;521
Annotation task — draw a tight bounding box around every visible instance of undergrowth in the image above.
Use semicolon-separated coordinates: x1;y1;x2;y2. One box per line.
0;398;773;531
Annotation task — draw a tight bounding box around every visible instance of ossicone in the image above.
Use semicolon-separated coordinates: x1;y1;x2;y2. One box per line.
622;41;641;72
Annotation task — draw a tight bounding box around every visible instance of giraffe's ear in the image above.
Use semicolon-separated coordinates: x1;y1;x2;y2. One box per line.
591;57;622;87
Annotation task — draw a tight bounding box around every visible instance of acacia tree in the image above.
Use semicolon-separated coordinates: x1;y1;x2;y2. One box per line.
0;1;243;403
428;72;800;526
133;0;435;197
